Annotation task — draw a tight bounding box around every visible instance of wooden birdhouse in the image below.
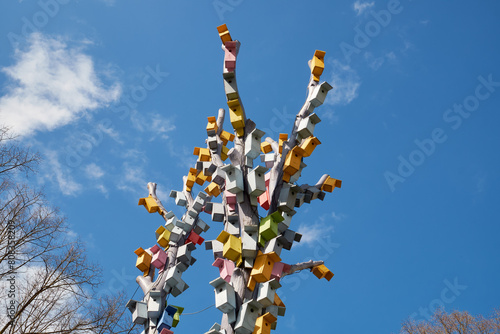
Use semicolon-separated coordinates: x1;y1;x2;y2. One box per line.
260;141;272;154
283;146;305;176
247;165;268;197
254;312;277;334
308;81;333;107
257;189;270;211
148;290;162;319
278;210;295;233
150;244;167;270
221;145;230;161
177;242;196;264
138;195;160;214
217;24;232;44
134;247;152;273
171;305;184;327
207;116;218;136
300;136;321;157
310;50;326;81
158;305;177;332
223;72;239;101
186;230;204;246
164;263;184;288
278;183;301;212
259;211;284;246
221;164;243;194
277;229;302;250
169;226;184;244
227;99;245;131
297;113;321;139
169;190;187;207
263;237;283;257
278;133;288;155
321;175;342;192
216;231;242;262
155;226;171;248
211;202;225;222
194;147;211;162
224;41;237;72
205;239;224;259
270;261;291;281
126;299;147;325
312;264;334;281
212;257;235;282
250;251;282;284
170;279;189;297
219;130;235;146
234;300;262;334
261;152;276;169
186;168;198;191
210;277;237;314
244;128;265;159
193;218;210;235
241;225;258;259
205;181;221;197
256;279;282;308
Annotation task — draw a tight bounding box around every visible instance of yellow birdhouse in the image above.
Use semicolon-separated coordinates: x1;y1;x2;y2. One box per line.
216;231;242;263
300;136;321;157
253;312;277;334
220;130;235;146
217;24;232;44
134;247;152;272
260;141;272;154
250;251;281;284
138;195;160;214
205;182;221;197
283;146;305;175
186;168;198;191
155;226;171;248
321;176;342;192
310;50;326;81
206;116;218;136
278;133;288;155
221;145;230;161
193;147;211;162
312;264;334;281
227;99;245;131
195;171;212;186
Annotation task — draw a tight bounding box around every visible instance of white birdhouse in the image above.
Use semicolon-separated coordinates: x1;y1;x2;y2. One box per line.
169;190;187;207
278;210;295;233
221;165;243;194
263;237;283;257
177;242;196;264
126;299;147;324
169;226;185;243
209;277;237;314
164;263;183;288
308;81;333;107
211;202;225;222
247;165;268;197
260;153;276;169
224;71;239;101
147;290;162;319
244;128;266;160
278;183;301;212
297;113;321;139
226;220;240;236
207;135;218;150
206;239;224;259
170;279;189;297
277;229;302;250
204;323;227;334
256;279;281;308
234;300;262;334
289;161;307;184
242;225;258;259
194;218;210;235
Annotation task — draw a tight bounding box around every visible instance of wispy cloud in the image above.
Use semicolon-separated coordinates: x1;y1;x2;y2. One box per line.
130;110;176;141
84;163;104;179
296;211;344;247
353;1;375;16
325;59;361;106
41;149;82;196
0;33;121;137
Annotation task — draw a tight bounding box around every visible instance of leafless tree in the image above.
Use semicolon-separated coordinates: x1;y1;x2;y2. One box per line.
400;308;500;334
0;126;137;334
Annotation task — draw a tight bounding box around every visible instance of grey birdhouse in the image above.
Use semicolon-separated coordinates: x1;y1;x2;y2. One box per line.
247;165;268;197
297;113;321;139
244;128;266;160
308;81;333;107
126;299;147;325
256;279;281;308
221;165;243;194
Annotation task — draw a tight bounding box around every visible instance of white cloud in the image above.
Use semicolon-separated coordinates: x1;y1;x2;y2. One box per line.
84;163;104;179
41;149;82;196
353;1;375;16
130;110;176;141
326;59;361;106
0;33;121;136
297;223;334;247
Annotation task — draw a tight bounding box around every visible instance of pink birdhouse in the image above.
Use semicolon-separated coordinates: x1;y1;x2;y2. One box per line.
150;245;167;271
271;262;292;281
225;190;237;212
224;41;237;72
212;258;235;282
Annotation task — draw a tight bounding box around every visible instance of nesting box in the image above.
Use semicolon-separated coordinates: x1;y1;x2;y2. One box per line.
259;211;284;246
283;146;305;175
169;190;187;207
247;165;268;197
138;195;159;213
177;242;196;264
312;264;334;281
170;278;189;297
170;305;184;327
126;299;147;324
227;99;245;130
234;300;262;334
217;24;232;44
278;183;301;212
216;231;241;262
257;279;282;308
222;165;243;194
278;210;295;233
150;244;167;269
211;202;225;222
261;153;276;169
210;277;237;314
254;312;277;334
244;128;266;159
206;239;224;259
165;263;184;288
263;237;283;257
257;189;270;211
224;41;237;72
212;257;235;282
241;225;258;259
277;229;302;250
278;133;288;155
158;305;177;332
207;116;218;136
223;72;239;101
219;130;235;146
134;247;151;272
309;81;333;107
310;49;326;80
297;113;321;138
260;141;272;154
155;226;171;248
205;181;221;197
321;176;342;192
186;230;204;245
193;218;210;235
250;251;281;284
300;136;321;157
147;290;162;318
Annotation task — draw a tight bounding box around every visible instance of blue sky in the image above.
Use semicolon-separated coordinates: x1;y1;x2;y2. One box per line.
1;0;500;333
